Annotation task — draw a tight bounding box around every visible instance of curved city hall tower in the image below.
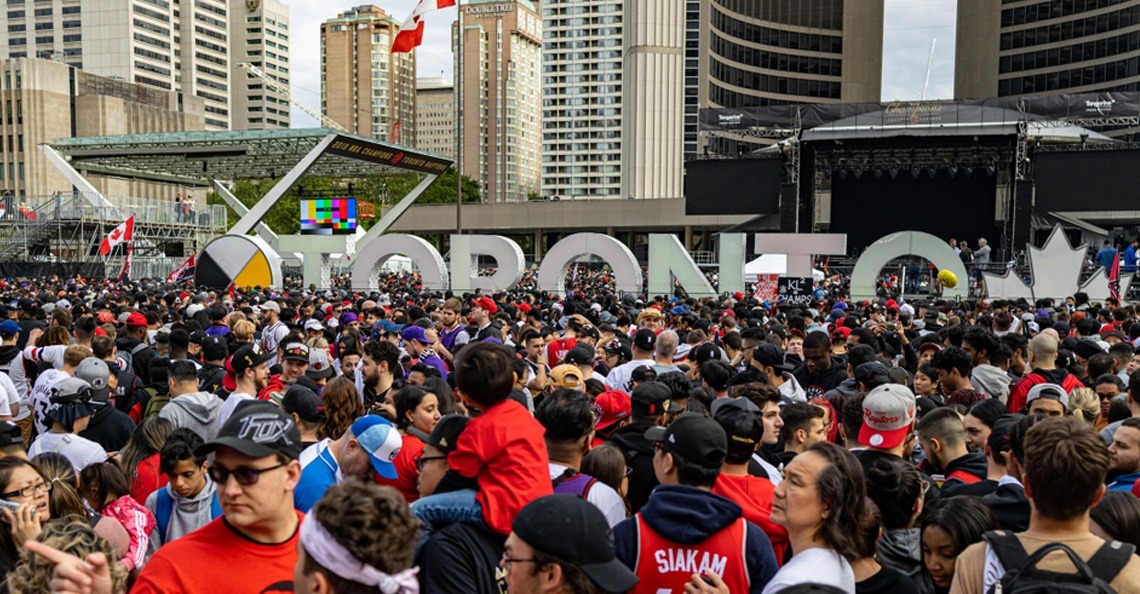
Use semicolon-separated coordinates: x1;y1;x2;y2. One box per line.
621;0;685;201
957;0;1140;98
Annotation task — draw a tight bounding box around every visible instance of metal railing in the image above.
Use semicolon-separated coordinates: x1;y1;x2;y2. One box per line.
0;193;226;229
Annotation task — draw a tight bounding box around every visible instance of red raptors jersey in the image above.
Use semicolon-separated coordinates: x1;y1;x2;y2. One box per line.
631;514;750;594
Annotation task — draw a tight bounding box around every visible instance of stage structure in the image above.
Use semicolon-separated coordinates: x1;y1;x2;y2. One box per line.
695;92;1140;260
42;129;453;289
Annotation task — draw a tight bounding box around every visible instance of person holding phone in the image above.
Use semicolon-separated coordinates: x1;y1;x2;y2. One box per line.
0;457;51;584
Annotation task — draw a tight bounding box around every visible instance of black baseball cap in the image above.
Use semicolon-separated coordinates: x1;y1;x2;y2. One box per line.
201;335;228;361
645;413;728;470
197;401;302;460
0;422;22;447
988;413;1024;455
282;384;324;424
632;328;656;352
711;398;763;452
563;344;595;366
752;343;794;372
687;343;720;366
511;495;639;593
425;414;469;455
630;381;681;416
230;345;273;375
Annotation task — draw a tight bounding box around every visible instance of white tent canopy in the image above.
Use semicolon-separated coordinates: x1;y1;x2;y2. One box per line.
745;254;824;282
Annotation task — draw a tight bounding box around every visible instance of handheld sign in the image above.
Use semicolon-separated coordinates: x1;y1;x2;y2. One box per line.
778;277;815;306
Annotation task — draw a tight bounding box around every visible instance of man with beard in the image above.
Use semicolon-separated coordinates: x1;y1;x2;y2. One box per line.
216;346;272;428
357;339;400;417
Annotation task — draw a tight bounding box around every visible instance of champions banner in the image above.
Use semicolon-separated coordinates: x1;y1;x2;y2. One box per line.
699;92;1140;132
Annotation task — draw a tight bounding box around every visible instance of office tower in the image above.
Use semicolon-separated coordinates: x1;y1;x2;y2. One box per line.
0;58;205;197
695;1;884;155
455;0;542;202
0;0;233;130
321;5;416;144
231;0;291;130
957;0;1140;98
416;77;455;159
540;0;623;200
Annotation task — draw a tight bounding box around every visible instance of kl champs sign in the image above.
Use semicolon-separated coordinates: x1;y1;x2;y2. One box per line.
196;226;1132;302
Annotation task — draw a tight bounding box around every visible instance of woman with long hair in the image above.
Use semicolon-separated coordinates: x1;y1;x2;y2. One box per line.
317;376;365;442
9;519;129;594
376;385;442;503
31;453;129;563
763;442;867;594
116;417;174;504
0;458;51;585
79;462;156;573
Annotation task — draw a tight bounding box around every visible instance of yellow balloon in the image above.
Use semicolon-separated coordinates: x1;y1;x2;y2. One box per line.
938;270;958;288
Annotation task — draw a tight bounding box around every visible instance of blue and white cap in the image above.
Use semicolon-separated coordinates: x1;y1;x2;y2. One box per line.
351;415;402;479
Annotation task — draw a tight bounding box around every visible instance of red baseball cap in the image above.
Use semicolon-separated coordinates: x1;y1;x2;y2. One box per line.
125;312;148;327
470;296;497;315
593;390;631;433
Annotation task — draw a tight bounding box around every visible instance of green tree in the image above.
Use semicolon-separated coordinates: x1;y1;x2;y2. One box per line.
207;168;480;234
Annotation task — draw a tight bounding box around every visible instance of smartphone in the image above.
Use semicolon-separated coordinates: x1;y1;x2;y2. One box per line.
700;573;715;587
0;500;20;511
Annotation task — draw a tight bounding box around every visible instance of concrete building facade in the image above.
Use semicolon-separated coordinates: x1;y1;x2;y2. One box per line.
622;0;685;201
540;0;623;200
231;0;291;130
0;58;205;198
415;76;455;159
957;0;1140;99
696;0;884;155
0;0;231;130
454;0;542;203
321;5;416;144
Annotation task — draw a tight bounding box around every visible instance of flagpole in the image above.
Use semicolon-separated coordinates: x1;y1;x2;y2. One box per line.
455;0;464;234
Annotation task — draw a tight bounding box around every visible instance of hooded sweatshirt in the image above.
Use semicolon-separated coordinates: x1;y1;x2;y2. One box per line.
877;528;936;594
939;449;989;497
608;419;659;513
792;358;847;399
157;391;223;441
145;477;219;545
1007;366;1082;412
613;485;779;594
971;364;1011;404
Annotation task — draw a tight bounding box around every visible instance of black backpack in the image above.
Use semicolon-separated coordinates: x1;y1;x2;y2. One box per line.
983;530;1135;594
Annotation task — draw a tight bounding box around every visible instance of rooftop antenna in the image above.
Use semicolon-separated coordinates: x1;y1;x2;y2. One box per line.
920;38;937;101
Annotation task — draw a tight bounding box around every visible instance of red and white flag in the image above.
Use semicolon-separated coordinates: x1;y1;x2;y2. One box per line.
1110;248;1122;303
99;216;134;255
391;0;457;53
168;254;196;283
118;243;133;283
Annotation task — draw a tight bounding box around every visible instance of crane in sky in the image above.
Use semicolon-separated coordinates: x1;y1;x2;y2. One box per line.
920;38;937;101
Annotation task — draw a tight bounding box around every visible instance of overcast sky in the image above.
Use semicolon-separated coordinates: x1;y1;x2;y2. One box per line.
286;0;959;127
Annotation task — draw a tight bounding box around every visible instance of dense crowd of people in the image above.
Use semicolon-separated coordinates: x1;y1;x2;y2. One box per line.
0;276;1138;593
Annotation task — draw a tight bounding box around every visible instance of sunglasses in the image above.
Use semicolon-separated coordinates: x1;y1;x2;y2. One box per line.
209;463;286;486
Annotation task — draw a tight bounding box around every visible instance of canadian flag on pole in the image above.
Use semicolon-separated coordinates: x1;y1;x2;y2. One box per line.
99;216;134;255
391;0;458;53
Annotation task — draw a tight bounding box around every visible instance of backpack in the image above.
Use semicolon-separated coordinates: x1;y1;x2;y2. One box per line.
983;530;1135;594
117;342;150;380
142;387;171;419
153;487;222;542
552;468;597;500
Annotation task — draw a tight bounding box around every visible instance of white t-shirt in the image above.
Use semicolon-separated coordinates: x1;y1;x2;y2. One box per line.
605;359;653;393
0;372;19;418
761;547;855;594
216;392;255;429
28;431;108;472
549;463;627;528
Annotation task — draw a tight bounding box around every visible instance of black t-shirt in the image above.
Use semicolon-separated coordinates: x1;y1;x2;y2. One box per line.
857;565;919;594
418;522;506;594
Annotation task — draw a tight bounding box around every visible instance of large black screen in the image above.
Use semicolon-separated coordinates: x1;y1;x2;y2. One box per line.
829;171;1001;253
1035;150;1140;212
684;159;782;215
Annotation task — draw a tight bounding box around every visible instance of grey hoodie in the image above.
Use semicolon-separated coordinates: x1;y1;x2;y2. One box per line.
158;391;223;441
877;527;936;594
144;477;219;546
971;364;1011;404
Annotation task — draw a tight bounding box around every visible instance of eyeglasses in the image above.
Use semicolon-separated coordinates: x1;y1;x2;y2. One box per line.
1;481;51;499
500;553;537;571
209;463;286;486
415;455;448;472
